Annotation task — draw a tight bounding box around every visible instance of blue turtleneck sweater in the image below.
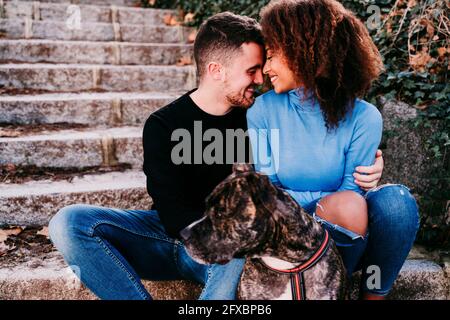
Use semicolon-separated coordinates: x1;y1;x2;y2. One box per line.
246;88;383;208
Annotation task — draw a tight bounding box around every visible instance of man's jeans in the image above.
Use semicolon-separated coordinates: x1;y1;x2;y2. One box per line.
303;184;420;297
48;204;245;300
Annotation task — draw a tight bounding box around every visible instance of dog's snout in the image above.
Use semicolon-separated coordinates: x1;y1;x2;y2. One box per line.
180;226;192;241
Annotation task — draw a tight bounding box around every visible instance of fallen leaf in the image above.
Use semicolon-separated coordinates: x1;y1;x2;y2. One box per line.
0;227;23;242
410;51;436;72
0;242;12;257
37;226;49;238
0;129;21;138
163;14;180;26
176;56;193;66
407;0;417;8
187;30;197;43
184;13;195;24
437;47;447;57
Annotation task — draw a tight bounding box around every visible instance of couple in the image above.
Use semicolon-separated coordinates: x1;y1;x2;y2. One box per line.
49;0;419;300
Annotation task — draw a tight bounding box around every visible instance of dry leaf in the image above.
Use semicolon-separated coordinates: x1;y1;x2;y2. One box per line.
0;227;23;243
0;129;21;138
187;30;197;43
437;47;447;57
0;242;14;257
410;49;436;72
37;226;49;238
163;14;180;26
176;56;193;66
407;0;417;8
184;13;195;24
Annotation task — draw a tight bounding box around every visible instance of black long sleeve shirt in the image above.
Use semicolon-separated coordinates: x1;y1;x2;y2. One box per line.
143;90;249;239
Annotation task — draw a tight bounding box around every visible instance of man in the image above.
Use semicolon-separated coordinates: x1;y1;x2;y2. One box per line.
49;12;383;300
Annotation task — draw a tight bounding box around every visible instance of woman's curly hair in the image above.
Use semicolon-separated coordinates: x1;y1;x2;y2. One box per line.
260;0;384;130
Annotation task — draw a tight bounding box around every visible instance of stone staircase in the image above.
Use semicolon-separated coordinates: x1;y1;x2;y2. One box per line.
0;0;448;300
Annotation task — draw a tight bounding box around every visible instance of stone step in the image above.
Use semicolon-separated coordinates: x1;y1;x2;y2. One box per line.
0;125;143;169
0;248;447;300
0;18;193;43
0;39;193;65
2;1;174;25
0;63;196;92
3;0;142;8
0;169;151;225
0;251;201;300
0;92;177;125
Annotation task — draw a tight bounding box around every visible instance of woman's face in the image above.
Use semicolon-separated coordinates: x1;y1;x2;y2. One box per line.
263;48;300;93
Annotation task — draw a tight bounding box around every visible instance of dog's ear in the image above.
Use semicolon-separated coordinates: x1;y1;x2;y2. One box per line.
232;163;254;173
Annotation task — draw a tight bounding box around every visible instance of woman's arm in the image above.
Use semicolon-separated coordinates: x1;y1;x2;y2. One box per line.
247;98;383;208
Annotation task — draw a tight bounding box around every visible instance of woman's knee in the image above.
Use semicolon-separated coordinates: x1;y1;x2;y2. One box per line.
318;190;368;236
365;184;420;233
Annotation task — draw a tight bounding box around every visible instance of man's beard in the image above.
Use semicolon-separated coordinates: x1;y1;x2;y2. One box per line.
225;86;256;109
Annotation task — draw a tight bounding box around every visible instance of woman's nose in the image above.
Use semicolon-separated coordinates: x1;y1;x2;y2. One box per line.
263;63;270;75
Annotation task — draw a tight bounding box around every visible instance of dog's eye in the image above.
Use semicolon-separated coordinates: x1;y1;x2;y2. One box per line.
215;207;227;218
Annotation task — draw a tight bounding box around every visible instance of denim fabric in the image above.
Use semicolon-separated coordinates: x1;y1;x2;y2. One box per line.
48;204;245;300
303;184;420;296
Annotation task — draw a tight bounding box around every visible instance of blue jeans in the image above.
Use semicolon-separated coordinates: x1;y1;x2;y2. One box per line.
48;204;245;300
303;184;420;297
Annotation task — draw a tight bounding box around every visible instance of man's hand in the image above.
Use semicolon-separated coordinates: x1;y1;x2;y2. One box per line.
353;149;384;192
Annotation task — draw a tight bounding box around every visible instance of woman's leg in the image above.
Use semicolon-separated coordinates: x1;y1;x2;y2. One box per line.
48;204;207;300
359;184;420;299
304;192;369;278
317;190;368;238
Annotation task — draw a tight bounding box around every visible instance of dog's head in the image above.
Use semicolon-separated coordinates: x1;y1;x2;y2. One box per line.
181;163;282;265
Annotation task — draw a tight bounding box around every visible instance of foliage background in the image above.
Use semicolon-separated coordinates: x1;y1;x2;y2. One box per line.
143;0;449;248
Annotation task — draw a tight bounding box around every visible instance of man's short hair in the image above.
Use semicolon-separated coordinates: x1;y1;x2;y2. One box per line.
194;12;264;79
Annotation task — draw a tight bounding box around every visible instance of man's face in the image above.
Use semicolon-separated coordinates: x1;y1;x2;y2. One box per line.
223;42;264;108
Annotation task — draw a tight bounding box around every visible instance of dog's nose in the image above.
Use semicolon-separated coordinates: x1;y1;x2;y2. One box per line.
180;226;192;241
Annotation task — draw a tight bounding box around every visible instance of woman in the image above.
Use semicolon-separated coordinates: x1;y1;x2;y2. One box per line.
247;0;420;299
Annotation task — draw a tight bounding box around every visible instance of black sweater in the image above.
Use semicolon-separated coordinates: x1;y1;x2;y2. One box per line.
142;90;249;239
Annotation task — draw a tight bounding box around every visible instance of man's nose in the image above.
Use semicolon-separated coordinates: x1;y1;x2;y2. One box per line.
254;69;264;85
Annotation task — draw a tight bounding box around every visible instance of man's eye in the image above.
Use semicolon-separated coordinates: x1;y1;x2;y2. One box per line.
267;56;272;60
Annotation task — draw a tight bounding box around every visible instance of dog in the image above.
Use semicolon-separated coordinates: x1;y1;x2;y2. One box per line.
181;163;348;300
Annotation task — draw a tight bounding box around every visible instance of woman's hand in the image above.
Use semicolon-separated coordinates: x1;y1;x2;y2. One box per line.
353;149;384;192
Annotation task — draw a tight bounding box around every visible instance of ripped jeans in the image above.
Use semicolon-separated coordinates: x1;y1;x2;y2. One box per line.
302;184;420;297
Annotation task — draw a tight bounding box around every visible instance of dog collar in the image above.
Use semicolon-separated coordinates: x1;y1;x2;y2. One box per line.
259;229;330;300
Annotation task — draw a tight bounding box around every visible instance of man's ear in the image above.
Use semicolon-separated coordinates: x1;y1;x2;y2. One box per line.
207;62;224;81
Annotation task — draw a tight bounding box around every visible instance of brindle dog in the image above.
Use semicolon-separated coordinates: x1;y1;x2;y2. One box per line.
181;163;347;300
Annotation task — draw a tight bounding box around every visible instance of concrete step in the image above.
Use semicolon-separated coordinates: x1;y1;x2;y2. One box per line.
3;0;142;8
0;248;447;299
2;1;174;25
0;169;151;225
0;63;196;92
0;92;176;125
0;18;193;43
0;39;193;65
0;125;143;169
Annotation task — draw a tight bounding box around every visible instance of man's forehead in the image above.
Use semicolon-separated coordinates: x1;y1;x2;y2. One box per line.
231;42;264;67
